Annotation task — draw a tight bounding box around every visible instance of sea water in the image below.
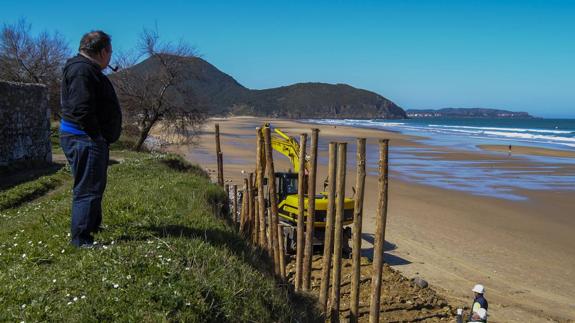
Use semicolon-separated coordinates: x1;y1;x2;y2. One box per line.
305;118;575;201
307;118;575;150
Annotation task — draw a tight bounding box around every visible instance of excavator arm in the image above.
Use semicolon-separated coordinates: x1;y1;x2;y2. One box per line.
264;123;308;173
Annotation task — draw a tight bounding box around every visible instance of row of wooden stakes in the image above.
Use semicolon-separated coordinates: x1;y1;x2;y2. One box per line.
214;124;390;323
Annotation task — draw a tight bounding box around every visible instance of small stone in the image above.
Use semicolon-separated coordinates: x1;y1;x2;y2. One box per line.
413;277;428;288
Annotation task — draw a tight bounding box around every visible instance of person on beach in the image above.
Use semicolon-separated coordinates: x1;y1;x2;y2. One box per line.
468;284;488;322
59;30;122;248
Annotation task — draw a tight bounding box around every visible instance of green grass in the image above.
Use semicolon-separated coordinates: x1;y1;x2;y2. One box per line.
0;151;320;322
0;168;69;211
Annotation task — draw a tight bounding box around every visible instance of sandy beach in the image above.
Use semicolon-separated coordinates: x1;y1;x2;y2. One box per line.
165;117;575;322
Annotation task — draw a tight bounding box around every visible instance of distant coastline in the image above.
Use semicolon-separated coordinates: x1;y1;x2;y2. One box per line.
406;108;534;119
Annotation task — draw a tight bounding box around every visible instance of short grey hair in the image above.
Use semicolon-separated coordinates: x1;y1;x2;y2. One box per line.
79;30;111;55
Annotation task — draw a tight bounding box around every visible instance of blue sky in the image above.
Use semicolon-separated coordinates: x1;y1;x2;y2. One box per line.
2;0;574;117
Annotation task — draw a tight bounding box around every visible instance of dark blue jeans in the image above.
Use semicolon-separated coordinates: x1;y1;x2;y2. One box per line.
60;133;109;247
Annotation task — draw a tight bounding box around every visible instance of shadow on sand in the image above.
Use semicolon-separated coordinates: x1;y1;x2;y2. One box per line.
361;233;411;266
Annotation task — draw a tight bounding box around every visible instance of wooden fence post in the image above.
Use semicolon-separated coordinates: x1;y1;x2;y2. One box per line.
369;139;390;323
303;128;319;290
256;128;267;248
215;123;224;186
295;133;308;291
319;142;338;312
278;223;286;278
240;178;248;234
330;142;347;321
254;201;260;245
350;138;366;322
248;172;255;241
224;184;230;216
233;184;238;226
263;127;281;276
266;188;275;260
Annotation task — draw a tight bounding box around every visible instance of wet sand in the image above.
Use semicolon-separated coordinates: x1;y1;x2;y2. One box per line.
164;117;575;322
480;144;575;158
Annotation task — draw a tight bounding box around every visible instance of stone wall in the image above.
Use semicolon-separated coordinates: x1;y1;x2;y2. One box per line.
0;80;52;166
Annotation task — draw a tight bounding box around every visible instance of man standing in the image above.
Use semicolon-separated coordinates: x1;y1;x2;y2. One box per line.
469;284;488;322
60;31;121;247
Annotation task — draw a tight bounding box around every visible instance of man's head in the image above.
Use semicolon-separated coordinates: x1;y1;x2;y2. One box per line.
472;284;485;297
79;31;112;70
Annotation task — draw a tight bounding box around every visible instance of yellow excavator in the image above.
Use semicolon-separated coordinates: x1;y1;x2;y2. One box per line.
264;123;354;256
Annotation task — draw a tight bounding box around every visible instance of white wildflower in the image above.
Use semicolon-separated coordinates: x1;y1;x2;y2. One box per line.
61;249;65;254
21;304;26;309
81;295;86;299
67;301;72;305
73;297;78;302
113;284;119;289
53;279;57;283
126;275;131;280
21;253;26;258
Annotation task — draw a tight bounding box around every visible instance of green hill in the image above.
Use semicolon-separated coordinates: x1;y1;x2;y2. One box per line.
117;55;406;119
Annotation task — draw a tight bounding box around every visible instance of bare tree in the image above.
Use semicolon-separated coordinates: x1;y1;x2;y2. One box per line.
0;18;71;116
112;28;206;151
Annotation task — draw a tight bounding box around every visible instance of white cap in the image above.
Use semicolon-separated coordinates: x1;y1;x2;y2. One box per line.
474;307;487;319
472;284;485;294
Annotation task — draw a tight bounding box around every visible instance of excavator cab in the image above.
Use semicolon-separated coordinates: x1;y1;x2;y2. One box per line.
275;172;300;202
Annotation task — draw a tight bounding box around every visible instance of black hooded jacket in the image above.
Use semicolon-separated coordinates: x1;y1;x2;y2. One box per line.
60;54;122;143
